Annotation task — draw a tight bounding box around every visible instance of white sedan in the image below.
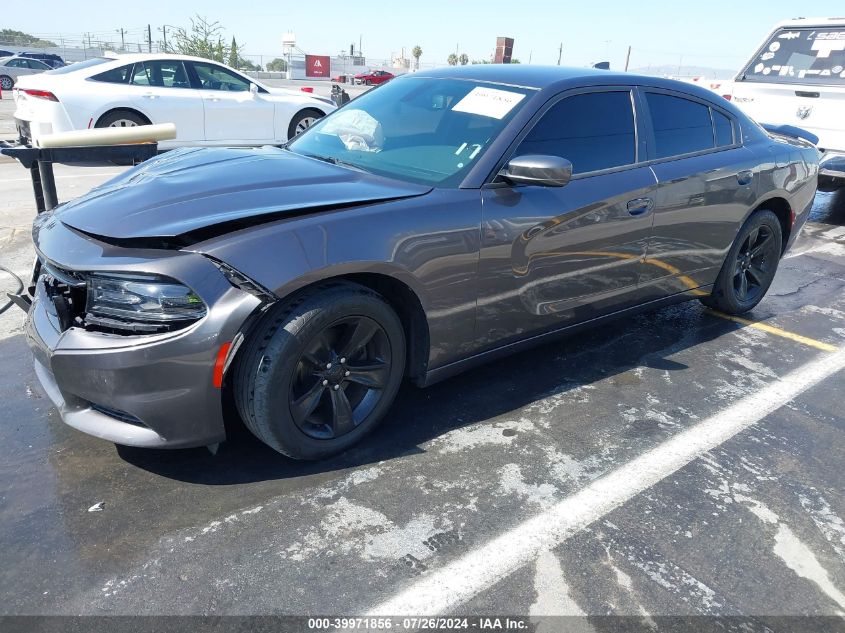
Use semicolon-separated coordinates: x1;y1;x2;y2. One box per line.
12;53;335;148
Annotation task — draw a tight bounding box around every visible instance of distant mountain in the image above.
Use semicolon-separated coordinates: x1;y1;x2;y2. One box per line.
629;65;737;80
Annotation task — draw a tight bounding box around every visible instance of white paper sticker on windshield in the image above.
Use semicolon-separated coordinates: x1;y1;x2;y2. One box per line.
452;87;525;120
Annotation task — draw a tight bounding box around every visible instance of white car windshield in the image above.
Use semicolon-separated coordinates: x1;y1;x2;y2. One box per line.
288;77;534;187
741;27;845;85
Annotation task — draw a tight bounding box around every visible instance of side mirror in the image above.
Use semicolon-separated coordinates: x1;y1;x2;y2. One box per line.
500;155;573;187
249;83;259;95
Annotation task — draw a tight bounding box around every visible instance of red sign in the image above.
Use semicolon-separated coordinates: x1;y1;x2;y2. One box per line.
305;55;330;78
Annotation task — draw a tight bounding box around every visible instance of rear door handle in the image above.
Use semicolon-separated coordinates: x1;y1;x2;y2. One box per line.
626;198;654;216
736;170;754;186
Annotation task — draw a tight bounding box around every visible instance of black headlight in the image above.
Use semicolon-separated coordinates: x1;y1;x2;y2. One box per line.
85;273;207;333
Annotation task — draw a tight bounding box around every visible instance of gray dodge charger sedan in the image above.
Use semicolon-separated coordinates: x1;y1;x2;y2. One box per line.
24;65;818;459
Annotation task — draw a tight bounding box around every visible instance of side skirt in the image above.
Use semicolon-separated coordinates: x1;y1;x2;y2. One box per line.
420;285;713;387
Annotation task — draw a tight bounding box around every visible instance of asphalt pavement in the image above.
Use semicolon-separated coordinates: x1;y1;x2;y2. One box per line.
0;157;844;629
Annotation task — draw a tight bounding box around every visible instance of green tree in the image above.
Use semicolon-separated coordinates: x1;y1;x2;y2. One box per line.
412;45;422;70
447;53;458;66
266;58;288;72
169;15;228;62
0;29;56;47
228;36;239;68
459;53;469;65
510;58;521;64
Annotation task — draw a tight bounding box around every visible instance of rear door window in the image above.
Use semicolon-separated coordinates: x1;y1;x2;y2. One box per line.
515;90;637;175
645;92;715;158
740;27;845;85
131;61;191;88
713;110;734;147
90;64;133;84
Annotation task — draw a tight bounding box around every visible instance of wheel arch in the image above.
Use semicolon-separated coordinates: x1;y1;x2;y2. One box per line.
260;271;431;385
94;107;152;128
748;196;793;254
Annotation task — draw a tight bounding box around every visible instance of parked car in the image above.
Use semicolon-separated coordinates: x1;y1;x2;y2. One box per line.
730;16;845;190
12;53;335;148
17;51;65;68
0;49;13;58
0;55;52;91
354;69;394;85
21;65;817;459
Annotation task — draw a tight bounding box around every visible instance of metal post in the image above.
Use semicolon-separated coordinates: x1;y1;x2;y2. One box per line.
624;46;631;72
37;161;58;211
29;164;46;214
147;24;152;53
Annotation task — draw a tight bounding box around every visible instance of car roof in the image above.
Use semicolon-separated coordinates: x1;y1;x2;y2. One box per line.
408;64;725;100
101;52;234;65
770;16;845;28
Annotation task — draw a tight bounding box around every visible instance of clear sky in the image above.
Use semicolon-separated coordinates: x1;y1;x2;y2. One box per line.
9;1;845;71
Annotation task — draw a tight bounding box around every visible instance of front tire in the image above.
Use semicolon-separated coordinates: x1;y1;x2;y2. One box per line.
234;283;406;460
700;210;782;314
0;75;13;91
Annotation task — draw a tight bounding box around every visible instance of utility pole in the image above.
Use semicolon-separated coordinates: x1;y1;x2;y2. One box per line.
557;42;562;66
624;45;631;71
147;24;152;53
162;26;167;53
117;28;125;51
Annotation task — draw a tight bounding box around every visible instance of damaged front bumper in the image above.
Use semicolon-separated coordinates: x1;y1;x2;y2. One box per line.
23;220;265;448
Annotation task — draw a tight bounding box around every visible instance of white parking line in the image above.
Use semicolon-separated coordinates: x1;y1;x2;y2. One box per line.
368;346;845;615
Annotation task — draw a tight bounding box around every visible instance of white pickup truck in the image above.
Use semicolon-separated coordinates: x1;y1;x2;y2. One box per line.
731;17;845;191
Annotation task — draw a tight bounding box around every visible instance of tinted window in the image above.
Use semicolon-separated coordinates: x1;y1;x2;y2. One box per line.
27;59;50;69
190;62;250;91
46;57;111;75
91;64;133;84
741;27;845;85
130;61;190;88
713;110;734;146
7;59;28;68
515;91;636;175
646;93;714;158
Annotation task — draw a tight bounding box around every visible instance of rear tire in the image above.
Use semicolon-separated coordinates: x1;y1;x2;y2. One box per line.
287;108;324;140
234;282;405;460
0;75;13;91
700;210;782;314
96;109;148;129
96;110;150;165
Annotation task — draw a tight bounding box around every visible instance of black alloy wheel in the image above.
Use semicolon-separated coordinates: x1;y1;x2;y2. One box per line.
732;224;778;304
701;209;783;315
290;316;392;440
234;282;405;460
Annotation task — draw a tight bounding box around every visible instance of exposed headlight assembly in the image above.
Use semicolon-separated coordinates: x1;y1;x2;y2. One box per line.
85;273;207;334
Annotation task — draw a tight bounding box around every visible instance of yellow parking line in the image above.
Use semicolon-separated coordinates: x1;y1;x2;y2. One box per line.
707;310;838;352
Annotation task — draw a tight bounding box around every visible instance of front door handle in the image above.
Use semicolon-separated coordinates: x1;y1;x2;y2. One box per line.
626;198;654;216
142;93;158;100
737;170;754;186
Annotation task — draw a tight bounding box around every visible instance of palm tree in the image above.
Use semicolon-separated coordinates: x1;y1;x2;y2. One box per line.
459;53;469;65
447;53;458;66
412;45;422;70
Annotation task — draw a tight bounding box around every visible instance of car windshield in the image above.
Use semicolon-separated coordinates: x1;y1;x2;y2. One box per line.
288;77;534;187
741;26;845;85
46;57;112;75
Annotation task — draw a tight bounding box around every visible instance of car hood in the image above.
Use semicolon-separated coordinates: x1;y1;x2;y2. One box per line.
55;146;431;244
